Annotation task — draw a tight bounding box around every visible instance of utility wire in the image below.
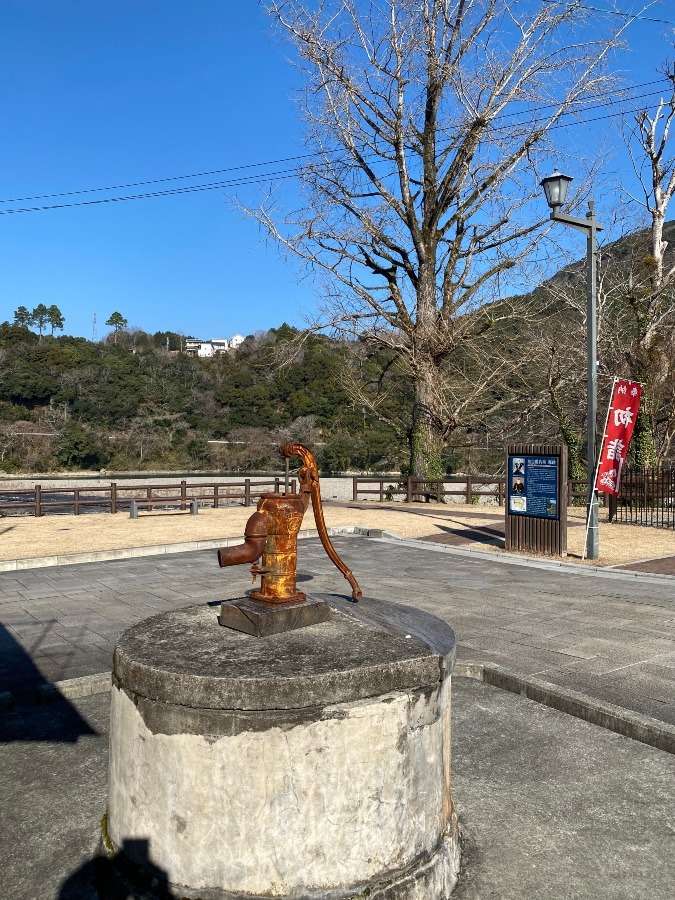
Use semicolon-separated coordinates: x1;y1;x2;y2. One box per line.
540;0;675;27
492;80;669;122
0;153;321;205
0;90;670;215
0;170;299;216
0;78;669;208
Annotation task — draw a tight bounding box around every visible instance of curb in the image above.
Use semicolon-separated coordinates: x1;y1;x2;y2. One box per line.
376;534;675;584
0;526;671;582
454;662;675;755
0;528;331;572
35;672;112;703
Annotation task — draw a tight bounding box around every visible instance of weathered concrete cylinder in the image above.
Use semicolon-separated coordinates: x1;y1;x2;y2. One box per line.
107;599;459;899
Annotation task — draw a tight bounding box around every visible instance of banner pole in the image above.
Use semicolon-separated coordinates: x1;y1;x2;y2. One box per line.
582;377;617;562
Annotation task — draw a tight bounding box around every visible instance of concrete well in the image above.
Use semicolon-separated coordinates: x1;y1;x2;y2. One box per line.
106;596;459;899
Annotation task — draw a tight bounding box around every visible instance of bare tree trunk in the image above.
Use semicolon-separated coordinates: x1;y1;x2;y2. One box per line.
410;358;444;479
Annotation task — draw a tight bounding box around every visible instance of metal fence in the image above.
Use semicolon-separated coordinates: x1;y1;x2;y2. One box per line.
609;468;675;529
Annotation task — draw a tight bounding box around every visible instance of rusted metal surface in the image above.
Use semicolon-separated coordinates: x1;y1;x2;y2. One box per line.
218;444;362;603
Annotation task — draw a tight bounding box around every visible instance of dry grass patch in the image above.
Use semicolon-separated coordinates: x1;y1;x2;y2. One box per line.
0;501;671;569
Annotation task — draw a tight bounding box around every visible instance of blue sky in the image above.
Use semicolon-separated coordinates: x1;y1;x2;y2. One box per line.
0;1;673;341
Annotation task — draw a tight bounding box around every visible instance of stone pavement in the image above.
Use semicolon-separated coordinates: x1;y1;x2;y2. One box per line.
1;534;674;726
2;680;674;899
2;534;675;899
620;555;675;575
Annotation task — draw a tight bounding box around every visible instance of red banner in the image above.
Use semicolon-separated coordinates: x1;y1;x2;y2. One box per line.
595;380;642;495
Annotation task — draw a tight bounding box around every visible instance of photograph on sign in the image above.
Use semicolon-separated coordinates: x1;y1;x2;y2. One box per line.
508;454;560;519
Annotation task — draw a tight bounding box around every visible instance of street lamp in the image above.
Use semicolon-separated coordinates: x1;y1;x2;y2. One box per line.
540;171;603;560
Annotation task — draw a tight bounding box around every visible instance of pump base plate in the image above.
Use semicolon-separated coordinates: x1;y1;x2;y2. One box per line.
218;595;331;637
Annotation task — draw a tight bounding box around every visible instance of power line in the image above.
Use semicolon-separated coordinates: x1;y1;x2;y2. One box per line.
0;78;669;209
0;153;322;205
540;0;675;27
0;89;671;216
0;169;300;215
492;80;669;123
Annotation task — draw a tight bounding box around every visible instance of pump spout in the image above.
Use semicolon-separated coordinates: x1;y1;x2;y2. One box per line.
217;512;267;568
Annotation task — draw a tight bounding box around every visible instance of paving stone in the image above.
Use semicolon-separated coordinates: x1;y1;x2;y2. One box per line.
1;535;674;729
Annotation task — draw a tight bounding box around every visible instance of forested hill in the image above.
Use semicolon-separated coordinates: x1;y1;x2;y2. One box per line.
0;322;410;474
2;215;673;476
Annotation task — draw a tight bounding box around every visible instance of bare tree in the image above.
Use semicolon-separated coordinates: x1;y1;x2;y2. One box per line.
619;62;675;462
256;0;625;477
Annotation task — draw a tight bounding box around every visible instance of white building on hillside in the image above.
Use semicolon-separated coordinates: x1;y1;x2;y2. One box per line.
184;335;246;357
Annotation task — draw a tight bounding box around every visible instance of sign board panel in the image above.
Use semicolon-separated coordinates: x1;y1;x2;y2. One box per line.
508;454;560;520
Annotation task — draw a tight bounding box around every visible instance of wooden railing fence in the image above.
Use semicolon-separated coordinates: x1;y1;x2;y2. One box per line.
352;476;599;507
0;478;296;517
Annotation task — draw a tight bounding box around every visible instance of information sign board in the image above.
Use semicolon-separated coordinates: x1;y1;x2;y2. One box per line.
508;454;560;520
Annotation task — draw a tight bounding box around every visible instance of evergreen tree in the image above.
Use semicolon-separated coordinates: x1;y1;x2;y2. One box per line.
47;305;65;336
13;306;33;328
105;311;128;345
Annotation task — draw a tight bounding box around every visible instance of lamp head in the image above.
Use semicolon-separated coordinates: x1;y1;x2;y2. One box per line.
540;171;573;210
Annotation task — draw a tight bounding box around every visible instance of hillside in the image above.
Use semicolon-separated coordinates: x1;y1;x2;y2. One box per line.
2;219;673;475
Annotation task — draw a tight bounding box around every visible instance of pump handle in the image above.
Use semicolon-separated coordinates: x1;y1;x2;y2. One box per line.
279;443;362;602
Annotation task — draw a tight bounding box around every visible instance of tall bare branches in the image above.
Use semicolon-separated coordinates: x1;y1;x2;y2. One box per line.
618;60;675;462
258;0;623;476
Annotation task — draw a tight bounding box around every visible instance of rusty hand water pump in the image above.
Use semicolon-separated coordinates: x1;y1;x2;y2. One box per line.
217;443;362;605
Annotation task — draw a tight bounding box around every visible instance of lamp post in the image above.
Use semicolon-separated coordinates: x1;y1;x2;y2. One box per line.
540;171;603;560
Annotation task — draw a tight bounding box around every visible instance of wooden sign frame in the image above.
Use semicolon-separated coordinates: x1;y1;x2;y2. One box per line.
505;443;568;557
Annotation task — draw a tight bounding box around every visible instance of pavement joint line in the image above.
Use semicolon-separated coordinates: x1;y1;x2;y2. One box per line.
5;659;673;757
454;661;675;755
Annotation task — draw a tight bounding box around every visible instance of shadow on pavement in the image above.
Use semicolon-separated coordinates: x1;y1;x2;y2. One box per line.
418;523;505;545
0;624;96;743
58;839;174;900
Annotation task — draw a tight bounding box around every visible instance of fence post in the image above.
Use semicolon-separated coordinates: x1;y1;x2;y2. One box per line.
111;482;117;514
74;489;80;516
406;477;412;503
352;476;358;502
35;484;41;517
275;477;280;493
180;480;187;511
245;479;251;507
213;485;219;509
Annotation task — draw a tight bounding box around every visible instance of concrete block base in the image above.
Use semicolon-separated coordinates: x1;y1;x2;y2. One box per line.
107;599;459;899
100;819;460;900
